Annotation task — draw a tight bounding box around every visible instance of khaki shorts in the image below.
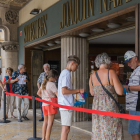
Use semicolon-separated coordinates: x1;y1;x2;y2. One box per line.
60;110;73;126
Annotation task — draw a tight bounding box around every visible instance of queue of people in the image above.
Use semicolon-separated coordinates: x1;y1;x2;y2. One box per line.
0;50;140;140
38;51;140;140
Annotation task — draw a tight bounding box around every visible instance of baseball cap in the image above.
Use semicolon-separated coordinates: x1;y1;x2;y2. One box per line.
123;50;136;64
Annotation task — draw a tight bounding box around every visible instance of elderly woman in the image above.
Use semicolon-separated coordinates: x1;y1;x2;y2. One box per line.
3;67;16;119
89;53;124;140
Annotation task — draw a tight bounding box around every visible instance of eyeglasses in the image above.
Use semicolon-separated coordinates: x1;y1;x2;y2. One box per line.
22;67;26;69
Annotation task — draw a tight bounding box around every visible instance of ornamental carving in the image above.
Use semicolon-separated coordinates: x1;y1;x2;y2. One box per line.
0;0;31;7
5;10;18;24
2;44;19;51
14;0;27;3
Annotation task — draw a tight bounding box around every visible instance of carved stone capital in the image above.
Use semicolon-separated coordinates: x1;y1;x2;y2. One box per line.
0;41;19;52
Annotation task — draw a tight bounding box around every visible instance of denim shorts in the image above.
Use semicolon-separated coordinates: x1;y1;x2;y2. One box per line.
128;111;140;135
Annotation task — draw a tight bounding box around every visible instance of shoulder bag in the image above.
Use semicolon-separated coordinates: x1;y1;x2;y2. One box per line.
46;90;58;109
95;71;125;114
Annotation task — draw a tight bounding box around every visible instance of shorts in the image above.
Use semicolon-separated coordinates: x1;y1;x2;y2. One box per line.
42;105;57;115
128;111;140;135
60;110;73;126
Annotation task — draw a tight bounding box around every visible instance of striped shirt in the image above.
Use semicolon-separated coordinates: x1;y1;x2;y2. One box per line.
126;65;140;111
37;72;47;85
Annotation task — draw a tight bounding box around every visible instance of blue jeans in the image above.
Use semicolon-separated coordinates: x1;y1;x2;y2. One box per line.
39;97;44;118
129;111;140;135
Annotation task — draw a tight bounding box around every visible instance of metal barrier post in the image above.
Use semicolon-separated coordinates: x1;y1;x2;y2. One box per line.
0;91;11;123
27;96;41;140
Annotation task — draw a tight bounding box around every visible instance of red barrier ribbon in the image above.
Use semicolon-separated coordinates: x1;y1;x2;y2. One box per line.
35;97;140;121
5;92;32;99
5;92;140;121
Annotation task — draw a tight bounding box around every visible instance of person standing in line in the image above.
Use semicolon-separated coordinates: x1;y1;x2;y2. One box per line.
123;51;140;140
37;63;50;122
89;53;124;140
0;68;7;109
3;67;16;119
37;70;58;140
58;55;85;140
10;64;30;122
0;68;5;90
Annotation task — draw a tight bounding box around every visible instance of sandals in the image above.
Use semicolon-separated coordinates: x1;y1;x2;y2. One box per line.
3;115;8;119
11;115;16;118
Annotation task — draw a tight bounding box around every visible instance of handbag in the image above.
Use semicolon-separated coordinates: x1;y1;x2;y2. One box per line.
46;90;57;109
95;71;125;114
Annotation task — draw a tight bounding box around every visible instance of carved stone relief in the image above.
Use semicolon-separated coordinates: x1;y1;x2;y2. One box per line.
5;10;19;24
0;41;19;51
0;0;31;7
2;44;19;51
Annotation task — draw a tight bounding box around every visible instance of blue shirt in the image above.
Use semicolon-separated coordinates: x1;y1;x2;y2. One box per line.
11;70;30;95
37;72;47;85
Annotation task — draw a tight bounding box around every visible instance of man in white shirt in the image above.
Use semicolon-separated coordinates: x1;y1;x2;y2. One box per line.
123;51;140;140
58;55;85;140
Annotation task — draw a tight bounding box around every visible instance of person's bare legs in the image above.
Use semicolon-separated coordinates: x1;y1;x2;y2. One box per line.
11;112;16;118
42;115;48;140
132;134;140;140
45;114;55;140
6;113;8;118
60;126;70;140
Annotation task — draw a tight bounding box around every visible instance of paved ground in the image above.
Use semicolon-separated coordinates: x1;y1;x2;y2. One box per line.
0;106;132;140
0;109;91;140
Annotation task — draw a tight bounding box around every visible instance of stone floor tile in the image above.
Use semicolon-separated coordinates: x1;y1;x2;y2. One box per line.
0;109;91;140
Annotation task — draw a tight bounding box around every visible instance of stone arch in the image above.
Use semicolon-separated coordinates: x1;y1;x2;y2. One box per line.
0;25;10;41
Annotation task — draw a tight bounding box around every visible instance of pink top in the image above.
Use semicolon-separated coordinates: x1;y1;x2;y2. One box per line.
41;81;57;106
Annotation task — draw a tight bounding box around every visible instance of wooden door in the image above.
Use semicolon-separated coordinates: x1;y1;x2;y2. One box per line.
31;50;43;108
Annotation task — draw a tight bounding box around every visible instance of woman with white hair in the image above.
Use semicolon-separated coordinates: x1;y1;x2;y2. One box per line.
89;53;124;140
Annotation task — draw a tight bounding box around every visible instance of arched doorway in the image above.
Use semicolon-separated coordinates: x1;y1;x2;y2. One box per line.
0;29;4;42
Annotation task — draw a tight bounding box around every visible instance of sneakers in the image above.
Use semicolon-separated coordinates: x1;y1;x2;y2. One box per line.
21;116;29;120
23;116;29;120
39;118;44;121
18;119;22;122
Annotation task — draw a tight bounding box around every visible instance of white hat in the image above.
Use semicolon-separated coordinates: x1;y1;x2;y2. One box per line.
123;50;136;64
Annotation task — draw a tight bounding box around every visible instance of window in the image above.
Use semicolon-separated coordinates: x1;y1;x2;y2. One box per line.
0;29;4;42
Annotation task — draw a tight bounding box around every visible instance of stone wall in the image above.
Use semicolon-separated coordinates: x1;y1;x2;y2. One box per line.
0;3;19;42
0;3;19;80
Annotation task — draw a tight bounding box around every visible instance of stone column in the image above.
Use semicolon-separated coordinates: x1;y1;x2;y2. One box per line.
61;36;88;122
0;41;19;80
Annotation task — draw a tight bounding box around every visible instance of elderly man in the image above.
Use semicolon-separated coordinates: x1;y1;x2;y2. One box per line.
10;64;30;122
123;51;140;140
37;63;50;121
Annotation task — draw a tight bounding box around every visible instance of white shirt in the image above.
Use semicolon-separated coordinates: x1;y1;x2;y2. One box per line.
126;65;140;111
58;69;74;110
